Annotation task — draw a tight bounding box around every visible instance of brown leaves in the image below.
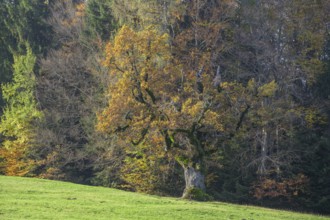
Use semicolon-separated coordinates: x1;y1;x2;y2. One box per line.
252;174;309;200
0;140;35;176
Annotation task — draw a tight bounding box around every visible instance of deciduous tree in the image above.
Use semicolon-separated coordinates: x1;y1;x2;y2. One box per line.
97;25;252;198
0;45;43;176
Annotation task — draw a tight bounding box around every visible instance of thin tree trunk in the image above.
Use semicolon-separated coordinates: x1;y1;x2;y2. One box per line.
259;127;268;175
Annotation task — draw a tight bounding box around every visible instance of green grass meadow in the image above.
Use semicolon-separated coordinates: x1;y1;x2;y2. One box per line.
0;175;329;220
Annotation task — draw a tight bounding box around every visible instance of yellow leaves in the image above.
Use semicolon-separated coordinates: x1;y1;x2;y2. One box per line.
179;99;225;131
182;99;204;118
140;79;148;90
304;108;328;128
220;81;232;90
203;110;224;131
189;102;204;117
247;78;278;98
95;111;111;133
103;25;172;95
75;3;85;18
181;98;193;113
0;47;41;177
132;113;151;128
120;141;166;193
60;2;86;27
114;25;136;52
0;139;35;176
258;80;277;97
107;25;170;67
103;42;113;67
149;131;164;146
98;25;176;136
99;23;249;165
247;78;256;92
172;96;180;103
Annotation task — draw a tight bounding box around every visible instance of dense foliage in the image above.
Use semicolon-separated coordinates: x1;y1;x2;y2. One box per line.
0;0;329;214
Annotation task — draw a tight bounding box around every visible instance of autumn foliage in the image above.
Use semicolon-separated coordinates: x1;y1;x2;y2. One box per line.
0;0;330;214
253;174;309;200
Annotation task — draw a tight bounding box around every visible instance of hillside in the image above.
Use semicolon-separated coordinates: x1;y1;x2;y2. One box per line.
0;176;328;220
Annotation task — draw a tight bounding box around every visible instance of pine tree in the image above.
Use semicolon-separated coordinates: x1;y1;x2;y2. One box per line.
84;0;117;41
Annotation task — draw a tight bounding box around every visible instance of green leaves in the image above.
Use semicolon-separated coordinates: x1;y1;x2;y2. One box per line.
1;45;42;132
0;45;43;175
85;0;116;41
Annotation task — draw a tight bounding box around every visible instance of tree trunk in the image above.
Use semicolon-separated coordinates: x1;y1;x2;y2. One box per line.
182;165;206;199
259;127;268;175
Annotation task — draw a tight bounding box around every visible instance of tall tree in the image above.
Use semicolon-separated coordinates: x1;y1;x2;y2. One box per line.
213;0;330;208
0;0;51;120
33;0;103;182
0;44;43;176
299;19;330;214
97;25;254;199
0;0;51;54
84;0;117;41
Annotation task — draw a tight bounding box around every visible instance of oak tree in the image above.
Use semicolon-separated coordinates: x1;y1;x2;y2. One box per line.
97;25;251;198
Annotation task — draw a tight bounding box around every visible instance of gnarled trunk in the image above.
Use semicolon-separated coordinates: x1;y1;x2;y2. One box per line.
182;165;206;199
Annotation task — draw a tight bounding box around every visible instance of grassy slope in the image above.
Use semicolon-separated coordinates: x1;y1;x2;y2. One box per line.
0;176;328;220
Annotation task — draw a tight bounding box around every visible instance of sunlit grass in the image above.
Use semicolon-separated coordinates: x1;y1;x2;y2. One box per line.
0;175;328;220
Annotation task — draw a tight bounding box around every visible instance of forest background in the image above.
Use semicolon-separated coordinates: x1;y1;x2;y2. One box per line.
0;0;329;214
